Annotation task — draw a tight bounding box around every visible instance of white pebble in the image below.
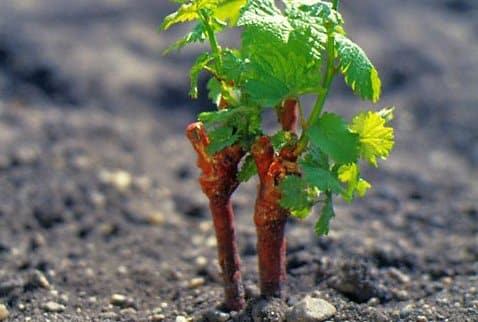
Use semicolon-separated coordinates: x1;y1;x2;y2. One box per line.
0;304;9;321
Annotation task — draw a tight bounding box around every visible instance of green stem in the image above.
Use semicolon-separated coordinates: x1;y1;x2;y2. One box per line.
199;11;222;66
333;0;339;10
295;30;337;155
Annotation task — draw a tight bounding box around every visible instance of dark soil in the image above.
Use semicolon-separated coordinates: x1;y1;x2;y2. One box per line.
0;1;477;321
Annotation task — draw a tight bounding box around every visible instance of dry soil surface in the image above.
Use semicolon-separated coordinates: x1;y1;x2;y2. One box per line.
0;1;477;321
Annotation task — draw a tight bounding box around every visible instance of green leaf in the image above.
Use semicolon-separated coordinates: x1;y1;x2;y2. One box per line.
315;194;335;236
285;0;343;26
214;0;248;26
220;49;248;83
161;2;199;31
237;0;328;106
377;106;395;122
308;112;360;164
270;130;298;152
349;110;395;167
161;0;247;30
190;52;214;98
335;34;381;103
237;154;257;182
279;175;319;219
198;105;262;150
163;22;208;55
207;77;222;106
238;0;291;42
301;164;344;194
337;163;371;201
357;178;372;197
302;146;329;169
206;126;239;154
198;108;233;126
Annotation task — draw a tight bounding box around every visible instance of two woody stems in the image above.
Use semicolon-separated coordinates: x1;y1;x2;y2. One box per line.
186;99;299;311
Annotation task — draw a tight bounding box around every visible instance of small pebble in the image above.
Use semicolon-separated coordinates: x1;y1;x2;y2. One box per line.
117;266;128;275
367;297;380;306
152;307;163;314
175;316;188;322
111;170;132;191
188;277;205;289
0;304;9;321
148;212;165;225
13;146;38;165
287;295;336;322
31;270;50;289
99;169;132;191
441;277;453;286
202;309;230;322
389;268;411;284
151;314;165;321
110;294;127;306
400;304;414;317
120;307;137;316
100;312;118;319
42;301;65;312
195;256;208;268
416;315;428;322
394;289;410;301
90;191;106;208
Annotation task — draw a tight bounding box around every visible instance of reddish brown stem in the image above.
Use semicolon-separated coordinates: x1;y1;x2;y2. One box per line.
186;122;245;311
252;99;299;298
277;98;299;132
252;137;289;298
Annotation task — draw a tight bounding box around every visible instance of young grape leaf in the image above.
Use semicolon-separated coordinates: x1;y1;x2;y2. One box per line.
308;112;360;164
207;78;222;106
163;22;208;54
378;106;395;122
315;194;335;236
214;0;247;26
300;161;344;194
220;49;248;83
286;0;343;26
238;0;330;106
238;0;291;43
237;154;257;182
335;34;381;103
161;2;199;31
349;110;394;167
337;163;371;201
190;52;214;98
302;145;329;169
270;130;297;153
206;126;239;154
279;175;318;219
161;0;247;30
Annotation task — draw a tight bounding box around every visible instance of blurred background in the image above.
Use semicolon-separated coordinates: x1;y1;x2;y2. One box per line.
0;0;477;320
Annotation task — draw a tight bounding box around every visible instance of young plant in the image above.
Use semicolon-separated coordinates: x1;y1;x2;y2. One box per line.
161;0;395;310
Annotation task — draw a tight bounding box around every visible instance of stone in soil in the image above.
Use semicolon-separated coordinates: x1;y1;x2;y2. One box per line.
200;309;230;322
0;304;9;321
42;301;65;312
329;259;390;303
286;295;336;322
29;270;50;289
110;293;135;308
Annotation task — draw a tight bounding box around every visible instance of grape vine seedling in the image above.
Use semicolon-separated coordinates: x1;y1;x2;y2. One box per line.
161;0;395;311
